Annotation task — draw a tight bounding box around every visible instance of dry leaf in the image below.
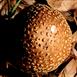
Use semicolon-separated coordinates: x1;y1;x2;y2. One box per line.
0;0;35;19
58;59;77;77
47;0;77;11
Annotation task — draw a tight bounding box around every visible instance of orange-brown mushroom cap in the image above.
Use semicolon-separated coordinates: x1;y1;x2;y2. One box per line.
19;4;72;73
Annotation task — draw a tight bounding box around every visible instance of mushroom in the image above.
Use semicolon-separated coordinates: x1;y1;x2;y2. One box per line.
16;3;75;77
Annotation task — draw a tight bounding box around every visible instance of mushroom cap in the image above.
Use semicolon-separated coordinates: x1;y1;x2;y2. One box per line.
20;4;72;73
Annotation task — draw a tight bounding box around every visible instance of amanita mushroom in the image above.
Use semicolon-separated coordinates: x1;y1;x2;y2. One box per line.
18;3;72;76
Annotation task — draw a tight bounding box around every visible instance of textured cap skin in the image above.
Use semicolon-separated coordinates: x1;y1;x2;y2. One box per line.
19;3;72;74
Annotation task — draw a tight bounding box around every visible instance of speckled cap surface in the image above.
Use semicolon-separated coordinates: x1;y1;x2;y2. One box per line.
19;3;72;73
